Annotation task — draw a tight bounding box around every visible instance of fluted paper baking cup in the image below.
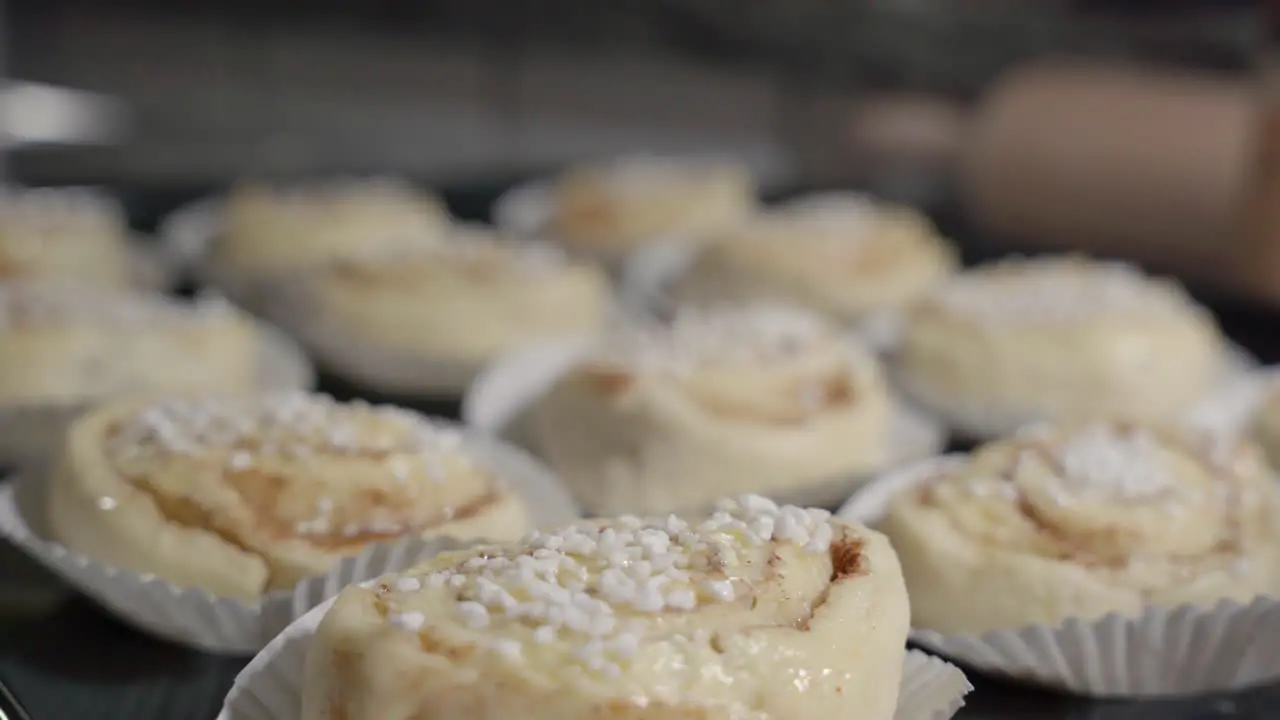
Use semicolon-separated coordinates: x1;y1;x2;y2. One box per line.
0;318;315;466
156;196;223;275
463;339;949;508
217;589;971;720
492;179;554;240
838;456;1280;697
0;428;579;654
890;343;1261;442
620;237;910;354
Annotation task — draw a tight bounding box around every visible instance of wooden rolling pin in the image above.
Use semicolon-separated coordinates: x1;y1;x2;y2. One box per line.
959;60;1257;294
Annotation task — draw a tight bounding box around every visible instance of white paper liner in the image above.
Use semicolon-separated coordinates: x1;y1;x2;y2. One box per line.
838;456;1280;697
492;179;555;240
890;342;1261;442
0;424;580;654
619;236;910;354
217;588;971;720
156;196;224;275
462;339;948;509
0;318;315;467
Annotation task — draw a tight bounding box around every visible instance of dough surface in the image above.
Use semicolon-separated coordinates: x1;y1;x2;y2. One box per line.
0;187;132;286
672;192;956;321
302;227;611;377
214;178;449;276
303;495;908;720
895;257;1225;426
530;305;891;515
0;281;259;404
48;393;531;601
549;156;757;260
1251;382;1280;469
881;421;1280;635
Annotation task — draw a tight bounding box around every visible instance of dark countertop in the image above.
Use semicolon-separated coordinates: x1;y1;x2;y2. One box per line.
1;183;1279;720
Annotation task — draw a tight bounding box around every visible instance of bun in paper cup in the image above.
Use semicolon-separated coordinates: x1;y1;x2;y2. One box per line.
0;314;314;466
839;421;1280;697
463;334;947;511
260;232;615;397
0;408;579;655
621;237;908;353
217;523;971;720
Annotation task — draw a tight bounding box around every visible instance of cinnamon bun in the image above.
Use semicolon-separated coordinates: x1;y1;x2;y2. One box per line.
0;281;259;405
880;421;1280;635
47;393;532;602
528;304;891;515
671;192;956;322
0;187;133;286
293;227;611;391
548;156;758;260
302;495;908;720
895;256;1225;432
214;178;449;277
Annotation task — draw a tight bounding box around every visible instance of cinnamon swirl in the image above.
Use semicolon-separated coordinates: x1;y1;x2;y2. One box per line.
302;495;908;720
294;227;611;390
0;187;133;286
895;256;1225;432
0;281;258;405
671;192;957;322
548;156;758;260
880;421;1280;635
528;304;891;515
47;393;532;602
214;178;449;278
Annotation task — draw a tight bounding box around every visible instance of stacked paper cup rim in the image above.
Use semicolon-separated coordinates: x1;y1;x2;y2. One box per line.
839;456;1280;698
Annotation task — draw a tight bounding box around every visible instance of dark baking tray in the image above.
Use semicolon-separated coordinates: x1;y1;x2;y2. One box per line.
1;181;1278;719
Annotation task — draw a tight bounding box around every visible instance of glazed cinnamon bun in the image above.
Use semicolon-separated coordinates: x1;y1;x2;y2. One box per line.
288;227;611;392
895;256;1226;433
47;393;532;602
0;281;259;404
214;177;449;277
528;304;891;514
548;156;758;260
880;420;1280;635
671;192;957;322
302;495;908;720
0;187;133;286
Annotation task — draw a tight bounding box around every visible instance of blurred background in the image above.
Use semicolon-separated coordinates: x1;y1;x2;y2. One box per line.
2;0;1267;290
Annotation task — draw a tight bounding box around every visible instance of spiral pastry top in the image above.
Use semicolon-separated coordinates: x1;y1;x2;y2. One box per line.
0;186;133;286
548;156;758;259
303;495;909;720
896;256;1225;425
304;226;611;368
0;281;258;403
671;192;957;321
880;420;1280;635
216;177;450;276
47;393;531;601
530;305;891;515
